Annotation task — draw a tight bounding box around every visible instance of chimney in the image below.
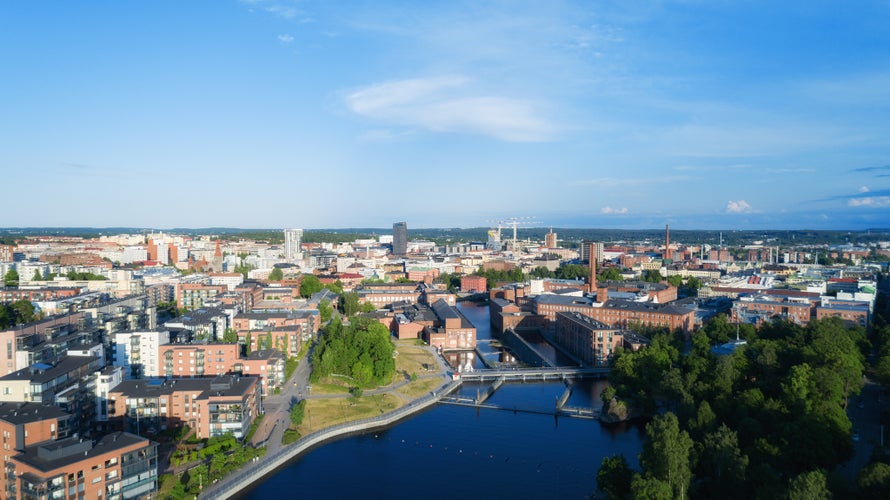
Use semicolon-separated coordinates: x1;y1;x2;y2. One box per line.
664;224;671;261
596;285;608;303
588;243;597;293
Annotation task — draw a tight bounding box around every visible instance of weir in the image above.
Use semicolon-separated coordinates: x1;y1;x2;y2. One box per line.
556;382;572;410
475;376;505;404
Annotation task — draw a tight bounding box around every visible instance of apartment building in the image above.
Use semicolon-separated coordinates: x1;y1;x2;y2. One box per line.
5;432;157;500
108;375;261;440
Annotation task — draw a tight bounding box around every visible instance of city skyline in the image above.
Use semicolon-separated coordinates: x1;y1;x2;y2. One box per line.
2;1;889;230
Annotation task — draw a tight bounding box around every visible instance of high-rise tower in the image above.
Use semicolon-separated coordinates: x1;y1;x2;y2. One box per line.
284;228;303;261
392;222;408;256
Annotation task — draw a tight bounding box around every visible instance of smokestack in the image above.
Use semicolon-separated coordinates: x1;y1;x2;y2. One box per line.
588;243;597;293
664;224;671;261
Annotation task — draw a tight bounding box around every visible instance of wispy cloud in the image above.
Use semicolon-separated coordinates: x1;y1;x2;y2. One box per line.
849;197;890;207
673;164;751;172
277;34;294;44
726;200;753;213
601;206;628;215
859;186;870;193
853;165;890;177
344;76;556;142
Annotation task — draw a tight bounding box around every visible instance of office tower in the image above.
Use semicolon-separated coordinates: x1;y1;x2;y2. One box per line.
284;228;303;261
393;222;408;256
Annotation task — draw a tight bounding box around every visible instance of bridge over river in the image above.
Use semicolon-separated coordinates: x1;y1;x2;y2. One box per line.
439;366;610;419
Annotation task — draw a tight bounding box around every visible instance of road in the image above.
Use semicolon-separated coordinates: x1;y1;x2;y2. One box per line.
250;343;315;455
840;377;887;480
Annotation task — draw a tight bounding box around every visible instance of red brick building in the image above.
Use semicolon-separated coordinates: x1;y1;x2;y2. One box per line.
554;311;624;366
460;275;487;293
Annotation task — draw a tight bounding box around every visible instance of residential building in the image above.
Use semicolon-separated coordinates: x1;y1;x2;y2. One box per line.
108;375;261;440
5;432;158;500
284;229;303;261
113;331;170;380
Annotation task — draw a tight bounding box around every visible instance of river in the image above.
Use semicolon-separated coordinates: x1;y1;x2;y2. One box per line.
241;302;643;499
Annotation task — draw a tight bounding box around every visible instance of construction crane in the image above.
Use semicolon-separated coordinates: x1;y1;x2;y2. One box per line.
487;216;540;250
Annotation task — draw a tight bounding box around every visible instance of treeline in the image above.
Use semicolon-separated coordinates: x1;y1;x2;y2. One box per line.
310;316;395;388
0;300;39;328
598;316;868;498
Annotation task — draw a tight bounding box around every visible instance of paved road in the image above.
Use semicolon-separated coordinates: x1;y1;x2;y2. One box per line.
840;378;887;480
250;343;315;455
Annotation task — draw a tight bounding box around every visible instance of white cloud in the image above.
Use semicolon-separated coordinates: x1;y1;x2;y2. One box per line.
601;206;628;215
344;76;555;142
726;200;753;213
277;34;294;44
577;175;688;187
848;196;890;207
859;185;870;193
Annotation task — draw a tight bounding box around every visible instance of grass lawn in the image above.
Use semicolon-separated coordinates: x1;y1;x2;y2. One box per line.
396;377;442;399
311;377;352;394
300;394;403;432
394;342;437;379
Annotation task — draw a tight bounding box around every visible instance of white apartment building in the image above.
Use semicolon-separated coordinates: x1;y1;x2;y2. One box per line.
113;330;170;379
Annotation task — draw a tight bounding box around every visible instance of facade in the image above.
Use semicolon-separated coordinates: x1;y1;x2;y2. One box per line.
425;300;476;351
113;331;171;380
176;283;226;310
460;275;488;293
554;312;624;366
0;403;71;495
6;432;158;500
284;228;303;261
532;295;695;335
392;222;408;256
108;375;261;440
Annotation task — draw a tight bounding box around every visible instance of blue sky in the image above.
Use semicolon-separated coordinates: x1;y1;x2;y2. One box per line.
2;1;889;230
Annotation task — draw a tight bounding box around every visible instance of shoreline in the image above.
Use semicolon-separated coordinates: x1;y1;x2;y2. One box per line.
198;378;461;499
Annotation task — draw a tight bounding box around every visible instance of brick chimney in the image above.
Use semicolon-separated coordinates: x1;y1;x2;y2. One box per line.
588;243;597;293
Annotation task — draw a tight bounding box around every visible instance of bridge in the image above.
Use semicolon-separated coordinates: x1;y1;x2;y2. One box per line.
455;366;609;382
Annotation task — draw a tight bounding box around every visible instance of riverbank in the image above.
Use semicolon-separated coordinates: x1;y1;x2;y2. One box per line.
197;342;456;499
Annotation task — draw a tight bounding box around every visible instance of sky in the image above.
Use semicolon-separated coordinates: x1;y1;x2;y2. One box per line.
1;1;889;231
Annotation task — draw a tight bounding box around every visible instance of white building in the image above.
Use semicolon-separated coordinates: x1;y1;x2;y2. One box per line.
113;330;170;379
284;228;303;261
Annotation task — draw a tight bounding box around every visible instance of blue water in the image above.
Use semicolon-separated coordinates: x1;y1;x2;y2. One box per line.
241;302;644;499
243;394;644;499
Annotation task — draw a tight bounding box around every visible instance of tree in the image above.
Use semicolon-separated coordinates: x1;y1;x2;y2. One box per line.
858;462;890;499
630;474;673;499
300;274;323;298
667;275;683;287
325;280;344;295
222;328;238;343
786;470;830;500
695;424;748;498
529;266;552;279
244;332;252;355
318;299;333;323
4;269;19;287
31;269;43;281
268;267;284;281
597;455;633;499
340;292;360;317
599;267;623;281
639;412;693;500
643;269;664;283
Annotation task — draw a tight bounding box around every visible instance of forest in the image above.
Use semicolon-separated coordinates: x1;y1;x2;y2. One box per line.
597;311;879;499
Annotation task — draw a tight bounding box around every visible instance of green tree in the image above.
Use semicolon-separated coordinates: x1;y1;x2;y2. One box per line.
300;274;323;298
639;412;693;500
597;455;633;499
31;269;43;281
686;276;702;291
289;400;306;426
318;299;333;323
858;462;890;499
786;470;830;500
222;328;238;343
340;291;360;316
667;275;683;287
244;332;252;355
268;267;284;281
360;302;377;313
599;267;623;281
529;266;552;279
630;474;673;499
643;269;664;283
695;424;748;498
325;280;344;295
4;269;19;287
